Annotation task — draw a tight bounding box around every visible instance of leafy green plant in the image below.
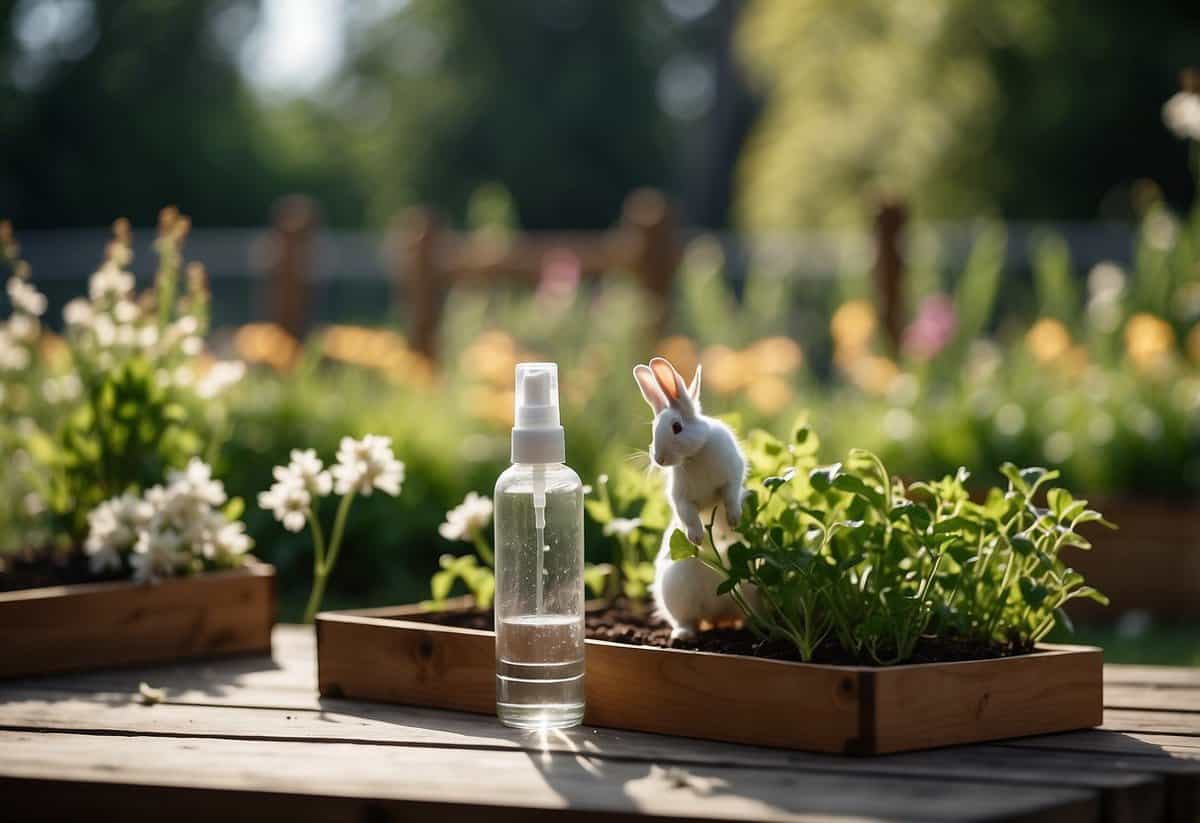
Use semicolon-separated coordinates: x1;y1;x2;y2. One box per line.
427;492;496;609
17;213;243;541
583;469;670;602
661;419;1113;664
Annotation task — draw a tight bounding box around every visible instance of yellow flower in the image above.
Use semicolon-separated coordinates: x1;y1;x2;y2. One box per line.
701;344;748;394
463;330;524;386
1124;313;1175;376
747;376;793;415
848;355;900;397
468;387;515;428
233;323;300;372
655;336;699;381
743;336;804;375
1025;318;1071;365
831;300;877;355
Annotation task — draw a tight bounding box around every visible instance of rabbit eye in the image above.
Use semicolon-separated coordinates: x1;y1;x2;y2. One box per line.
672;421;683;435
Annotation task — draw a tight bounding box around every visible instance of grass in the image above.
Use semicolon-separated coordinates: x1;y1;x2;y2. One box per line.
1050;622;1200;666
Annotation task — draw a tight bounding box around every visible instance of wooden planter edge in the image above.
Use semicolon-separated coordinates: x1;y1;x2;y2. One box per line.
0;561;276;679
315;601;1103;755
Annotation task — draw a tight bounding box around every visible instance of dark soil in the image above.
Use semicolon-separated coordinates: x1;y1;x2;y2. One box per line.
0;547;122;593
410;599;1032;666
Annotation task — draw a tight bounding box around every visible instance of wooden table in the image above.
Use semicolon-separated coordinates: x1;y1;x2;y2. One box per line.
1;627;1196;822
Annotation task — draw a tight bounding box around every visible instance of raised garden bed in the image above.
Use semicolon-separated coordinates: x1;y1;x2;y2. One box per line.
316;598;1102;755
0;562;275;679
1065;499;1200;621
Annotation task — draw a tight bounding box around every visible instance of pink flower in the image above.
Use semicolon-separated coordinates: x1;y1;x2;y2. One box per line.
535;248;582;308
902;294;958;361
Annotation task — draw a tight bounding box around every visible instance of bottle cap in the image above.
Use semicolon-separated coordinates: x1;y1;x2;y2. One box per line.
512;362;565;463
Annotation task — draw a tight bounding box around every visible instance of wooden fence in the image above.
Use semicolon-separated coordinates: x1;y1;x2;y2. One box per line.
266;189;905;361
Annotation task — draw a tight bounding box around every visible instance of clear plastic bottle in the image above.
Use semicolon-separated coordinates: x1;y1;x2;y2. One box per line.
493;364;585;729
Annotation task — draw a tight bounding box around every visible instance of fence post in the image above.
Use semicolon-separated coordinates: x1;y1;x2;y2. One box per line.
399;207;444;362
621;188;681;339
269;195;319;338
873;198;907;354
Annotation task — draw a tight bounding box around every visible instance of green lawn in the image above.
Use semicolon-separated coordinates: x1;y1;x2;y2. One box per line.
1050;623;1200;666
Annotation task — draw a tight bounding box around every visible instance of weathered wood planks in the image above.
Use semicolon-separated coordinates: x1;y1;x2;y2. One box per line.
0;625;1197;822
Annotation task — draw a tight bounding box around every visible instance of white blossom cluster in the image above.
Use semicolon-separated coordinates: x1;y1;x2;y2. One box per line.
1164;91;1200;141
0;266;46;375
438;491;494;541
84;458;252;582
62;251;242;398
259;437;405;533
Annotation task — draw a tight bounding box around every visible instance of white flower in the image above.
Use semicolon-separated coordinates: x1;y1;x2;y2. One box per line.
7;313;39;343
185;509;252;561
196;360;246;399
258;476;312;532
274;448;332;497
167;458;228;510
332;434;405;496
7;276;46;316
42;373;81;404
131;525;186;583
439;492;494;541
181;336;203;356
1164;91;1200;141
602;517;642;538
89;263;134;302
113;300;139;324
84;492;154;574
0;331;28;371
63;298;94;328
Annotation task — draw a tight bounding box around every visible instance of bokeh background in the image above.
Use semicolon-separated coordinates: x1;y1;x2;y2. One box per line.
3;0;1199;662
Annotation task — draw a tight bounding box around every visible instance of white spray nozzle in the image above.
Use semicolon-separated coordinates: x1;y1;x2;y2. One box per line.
512;362;565;464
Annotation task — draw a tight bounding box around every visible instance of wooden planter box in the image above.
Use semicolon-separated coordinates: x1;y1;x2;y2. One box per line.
316;601;1102;755
1066;499;1200;621
0;562;275;679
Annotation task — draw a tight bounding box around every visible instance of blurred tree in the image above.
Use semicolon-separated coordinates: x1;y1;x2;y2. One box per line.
0;0;364;227
332;0;675;229
736;0;1200;229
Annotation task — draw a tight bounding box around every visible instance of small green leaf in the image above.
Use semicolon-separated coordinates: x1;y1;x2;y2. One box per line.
669;529;698;560
223;497;245;522
716;579;737;595
809;463;842;492
1009;533;1036;555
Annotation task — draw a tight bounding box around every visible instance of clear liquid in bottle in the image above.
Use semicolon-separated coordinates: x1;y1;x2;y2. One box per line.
494;463;585;729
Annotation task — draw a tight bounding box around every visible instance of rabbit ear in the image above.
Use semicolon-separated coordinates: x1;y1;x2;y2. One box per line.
687;364;702;402
650;357;695;416
634;364;668;414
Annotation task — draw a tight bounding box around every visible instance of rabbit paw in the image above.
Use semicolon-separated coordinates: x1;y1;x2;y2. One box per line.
686;523;705;545
670;625;697;643
726;503;742;528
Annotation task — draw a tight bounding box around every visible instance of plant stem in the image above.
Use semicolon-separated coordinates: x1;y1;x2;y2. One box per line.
302;570;328;624
322;490;357;577
302;491;355;623
470;529;494;568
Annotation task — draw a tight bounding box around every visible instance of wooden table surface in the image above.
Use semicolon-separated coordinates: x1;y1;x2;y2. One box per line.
1;627;1197;822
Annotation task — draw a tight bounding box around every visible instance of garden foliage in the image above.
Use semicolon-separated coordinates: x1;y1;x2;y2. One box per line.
633;419;1112;664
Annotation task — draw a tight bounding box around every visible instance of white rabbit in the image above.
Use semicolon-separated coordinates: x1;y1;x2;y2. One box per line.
633;357;748;640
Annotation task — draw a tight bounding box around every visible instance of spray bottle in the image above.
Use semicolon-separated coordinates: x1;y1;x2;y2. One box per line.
493;362;585;729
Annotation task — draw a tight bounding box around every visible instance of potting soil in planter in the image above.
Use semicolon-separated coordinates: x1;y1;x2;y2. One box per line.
415;601;1034;667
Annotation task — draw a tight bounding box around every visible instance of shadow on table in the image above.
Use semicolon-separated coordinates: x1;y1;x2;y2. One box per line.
1;650;286;707
313;695;1198;819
